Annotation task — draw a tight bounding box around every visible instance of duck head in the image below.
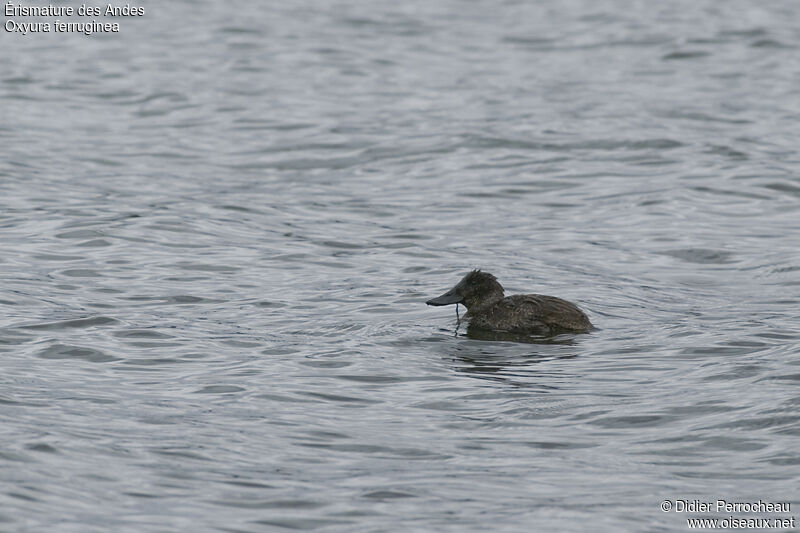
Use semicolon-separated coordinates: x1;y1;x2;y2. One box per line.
426;270;505;310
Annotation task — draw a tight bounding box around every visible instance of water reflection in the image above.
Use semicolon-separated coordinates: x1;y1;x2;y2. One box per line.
431;329;582;389
464;326;581;345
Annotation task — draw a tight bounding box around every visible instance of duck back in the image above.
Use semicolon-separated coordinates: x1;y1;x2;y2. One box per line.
467;294;593;334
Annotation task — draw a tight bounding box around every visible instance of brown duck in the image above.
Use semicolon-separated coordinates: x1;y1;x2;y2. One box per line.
426;270;593;335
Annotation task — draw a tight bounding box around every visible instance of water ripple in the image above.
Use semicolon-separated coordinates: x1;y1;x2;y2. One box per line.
2;0;800;531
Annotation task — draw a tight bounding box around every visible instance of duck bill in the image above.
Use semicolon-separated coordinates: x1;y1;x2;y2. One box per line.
426;288;463;306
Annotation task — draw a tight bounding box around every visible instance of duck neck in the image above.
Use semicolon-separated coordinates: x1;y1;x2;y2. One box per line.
464;289;504;313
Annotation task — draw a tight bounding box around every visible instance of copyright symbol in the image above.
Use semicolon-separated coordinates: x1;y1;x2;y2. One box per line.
661;500;672;512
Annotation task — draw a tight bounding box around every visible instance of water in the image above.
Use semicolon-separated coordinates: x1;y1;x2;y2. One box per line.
2;0;800;531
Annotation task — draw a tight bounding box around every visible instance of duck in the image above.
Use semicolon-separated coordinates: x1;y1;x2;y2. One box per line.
426;270;593;335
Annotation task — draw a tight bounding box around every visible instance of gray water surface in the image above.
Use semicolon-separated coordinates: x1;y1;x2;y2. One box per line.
2;0;800;531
